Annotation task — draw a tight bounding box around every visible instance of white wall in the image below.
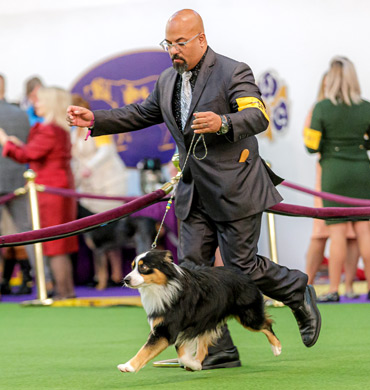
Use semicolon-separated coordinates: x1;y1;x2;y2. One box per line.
1;0;369;270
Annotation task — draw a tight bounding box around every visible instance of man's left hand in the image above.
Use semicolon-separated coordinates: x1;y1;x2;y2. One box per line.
191;112;222;134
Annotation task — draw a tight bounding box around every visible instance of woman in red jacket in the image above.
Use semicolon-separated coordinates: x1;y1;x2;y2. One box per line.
0;87;78;299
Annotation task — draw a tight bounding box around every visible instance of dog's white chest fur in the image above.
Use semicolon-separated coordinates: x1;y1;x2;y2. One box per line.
139;280;181;316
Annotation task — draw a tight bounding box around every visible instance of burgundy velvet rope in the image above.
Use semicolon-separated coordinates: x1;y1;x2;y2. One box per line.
4;180;369;208
281;180;370;206
0;189;166;247
270;203;370;219
42;186;137;203
1;181;370;248
0;192;17;205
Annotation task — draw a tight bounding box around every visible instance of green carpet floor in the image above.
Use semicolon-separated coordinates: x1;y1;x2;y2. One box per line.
0;303;369;390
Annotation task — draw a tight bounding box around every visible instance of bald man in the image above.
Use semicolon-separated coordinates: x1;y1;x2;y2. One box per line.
67;9;321;370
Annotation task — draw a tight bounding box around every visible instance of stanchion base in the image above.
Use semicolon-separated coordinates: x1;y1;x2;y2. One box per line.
20;298;54;307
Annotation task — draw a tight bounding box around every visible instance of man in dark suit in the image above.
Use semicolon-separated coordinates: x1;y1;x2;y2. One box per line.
67;9;321;369
0;74;34;295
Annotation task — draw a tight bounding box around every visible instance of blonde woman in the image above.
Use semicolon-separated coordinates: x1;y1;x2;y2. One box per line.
304;57;370;302
0;87;78;299
304;73;360;298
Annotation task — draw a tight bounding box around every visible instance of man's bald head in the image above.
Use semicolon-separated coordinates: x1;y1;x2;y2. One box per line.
166;9;205;37
165;9;207;72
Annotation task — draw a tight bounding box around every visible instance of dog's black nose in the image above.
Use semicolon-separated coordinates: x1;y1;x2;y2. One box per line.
123;276;131;286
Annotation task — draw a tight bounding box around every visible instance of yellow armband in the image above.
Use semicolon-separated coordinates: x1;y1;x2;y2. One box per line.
236;97;269;122
304;127;322;151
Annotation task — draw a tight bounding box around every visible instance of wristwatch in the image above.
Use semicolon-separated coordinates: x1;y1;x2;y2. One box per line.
216;115;229;135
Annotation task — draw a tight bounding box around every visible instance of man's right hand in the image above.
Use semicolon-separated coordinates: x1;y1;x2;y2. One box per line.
66;105;94;128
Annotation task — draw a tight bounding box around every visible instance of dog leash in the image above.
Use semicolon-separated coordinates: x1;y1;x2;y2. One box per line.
151;133;207;249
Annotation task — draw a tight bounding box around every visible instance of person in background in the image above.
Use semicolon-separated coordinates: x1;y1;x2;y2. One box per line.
67;9;321;369
304;72;360;298
21;76;44;126
71;94;127;290
0;87;78;300
304;56;370;302
0;73;34;296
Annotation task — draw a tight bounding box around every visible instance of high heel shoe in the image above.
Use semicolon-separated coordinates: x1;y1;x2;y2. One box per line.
344;291;359;299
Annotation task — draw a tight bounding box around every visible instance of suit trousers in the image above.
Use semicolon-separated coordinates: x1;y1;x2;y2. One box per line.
0;195;35;266
178;189;308;310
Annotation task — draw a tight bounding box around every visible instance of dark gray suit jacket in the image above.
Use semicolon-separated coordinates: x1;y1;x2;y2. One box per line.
0;100;30;193
93;48;283;221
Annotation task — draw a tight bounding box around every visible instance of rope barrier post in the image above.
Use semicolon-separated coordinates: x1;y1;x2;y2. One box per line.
22;170;53;306
265;163;284;308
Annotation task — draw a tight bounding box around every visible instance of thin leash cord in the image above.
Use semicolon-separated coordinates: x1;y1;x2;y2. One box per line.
151;133;207;249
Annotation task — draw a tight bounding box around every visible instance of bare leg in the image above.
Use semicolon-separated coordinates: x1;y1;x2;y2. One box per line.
353;221;370;291
305;238;327;284
328;223;347;293
94;253;108;290
49;254;75;299
107;249;123;284
344;238;360;294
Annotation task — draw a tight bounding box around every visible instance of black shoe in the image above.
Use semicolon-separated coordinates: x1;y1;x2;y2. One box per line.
201;347;241;370
107;279;122;288
317;292;340;303
15;284;33;295
292;285;321;348
367;291;370;300
0;283;12;295
85;280;98;288
15;279;33;295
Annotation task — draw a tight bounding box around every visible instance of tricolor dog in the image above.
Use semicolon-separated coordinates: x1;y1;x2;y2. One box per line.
118;250;281;373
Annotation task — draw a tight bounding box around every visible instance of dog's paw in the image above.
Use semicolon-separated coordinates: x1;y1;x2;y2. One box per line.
180;357;202;371
271;343;282;357
117;362;135;373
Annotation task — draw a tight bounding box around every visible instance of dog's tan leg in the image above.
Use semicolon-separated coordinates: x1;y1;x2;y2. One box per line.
261;327;282;356
177;340;202;371
195;334;210;365
236;316;282;357
117;337;169;373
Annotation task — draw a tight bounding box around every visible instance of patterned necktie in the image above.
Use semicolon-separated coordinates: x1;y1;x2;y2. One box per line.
181;71;192;131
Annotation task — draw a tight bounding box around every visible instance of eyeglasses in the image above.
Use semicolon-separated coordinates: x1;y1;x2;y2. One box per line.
159;33;200;52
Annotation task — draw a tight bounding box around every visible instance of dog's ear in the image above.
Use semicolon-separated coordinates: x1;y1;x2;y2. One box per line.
163;250;174;264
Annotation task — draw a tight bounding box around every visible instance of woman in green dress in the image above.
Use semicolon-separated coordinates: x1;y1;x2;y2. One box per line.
304;56;370;302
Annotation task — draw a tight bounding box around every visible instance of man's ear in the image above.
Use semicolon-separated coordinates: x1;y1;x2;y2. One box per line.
199;32;207;47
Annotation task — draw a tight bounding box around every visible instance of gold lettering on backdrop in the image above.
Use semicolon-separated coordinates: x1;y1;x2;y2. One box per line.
158;124;175;152
83;78;117;107
83;75;159;108
116;133;133;152
83;75;175;155
123;84;150;105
